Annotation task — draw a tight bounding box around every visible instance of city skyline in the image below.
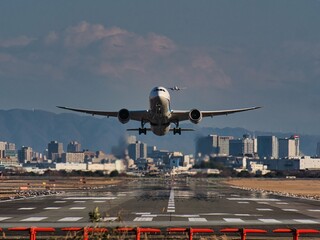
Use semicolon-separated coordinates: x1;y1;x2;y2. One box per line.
0;108;319;156
0;1;320;135
0;133;317;162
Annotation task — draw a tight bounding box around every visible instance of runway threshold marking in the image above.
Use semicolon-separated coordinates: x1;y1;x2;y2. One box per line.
70;207;86;210
223;218;245;223
294;219;319;224
308;209;320;212
58;217;83;222
259;218;281;223
134;217;153;221
20;217;48;222
18;208;35;210
256;208;273;211
282;209;298;212
188;218;207;222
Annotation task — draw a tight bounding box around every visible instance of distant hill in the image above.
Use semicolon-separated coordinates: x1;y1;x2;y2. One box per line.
0;109;319;156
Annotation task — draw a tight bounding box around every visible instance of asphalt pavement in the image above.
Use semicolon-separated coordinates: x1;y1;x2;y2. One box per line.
0;178;319;233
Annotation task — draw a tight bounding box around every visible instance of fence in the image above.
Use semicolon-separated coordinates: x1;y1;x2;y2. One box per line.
3;226;320;240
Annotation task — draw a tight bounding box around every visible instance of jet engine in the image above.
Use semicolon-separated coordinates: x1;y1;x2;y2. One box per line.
118;108;130;124
189;109;202;124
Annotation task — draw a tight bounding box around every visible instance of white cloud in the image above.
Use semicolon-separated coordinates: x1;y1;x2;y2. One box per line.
0;36;35;48
64;21;127;48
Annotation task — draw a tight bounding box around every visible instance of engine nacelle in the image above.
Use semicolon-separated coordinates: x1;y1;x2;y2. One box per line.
189;109;202;124
118;108;130;124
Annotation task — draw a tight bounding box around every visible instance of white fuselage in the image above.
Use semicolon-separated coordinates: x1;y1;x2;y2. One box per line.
148;87;172;136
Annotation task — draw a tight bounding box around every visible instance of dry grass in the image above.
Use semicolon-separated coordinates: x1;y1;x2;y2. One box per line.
0;177;122;198
224;178;320;197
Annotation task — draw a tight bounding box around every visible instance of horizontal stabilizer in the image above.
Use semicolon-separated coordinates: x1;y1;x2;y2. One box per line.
127;128;151;131
169;128;194;132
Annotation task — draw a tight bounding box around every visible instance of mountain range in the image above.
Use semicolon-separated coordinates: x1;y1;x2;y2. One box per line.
0;109;319;156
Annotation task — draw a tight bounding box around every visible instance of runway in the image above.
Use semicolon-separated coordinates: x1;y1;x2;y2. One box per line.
0;178;319;231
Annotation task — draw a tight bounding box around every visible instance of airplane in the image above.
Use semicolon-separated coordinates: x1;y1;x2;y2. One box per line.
57;86;261;136
168;86;187;91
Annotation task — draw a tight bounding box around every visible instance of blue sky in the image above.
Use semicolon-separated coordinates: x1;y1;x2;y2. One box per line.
1;0;320;134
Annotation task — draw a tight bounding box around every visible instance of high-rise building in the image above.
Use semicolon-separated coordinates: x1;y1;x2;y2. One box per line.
18;146;33;163
0;142;6;159
6;142;16;151
229;135;255;156
196;135;233;157
196;135;219;157
257;136;278;159
67;141;82;153
128;141;147;161
218;136;234;156
278;135;300;158
48;141;64;160
229;139;243;156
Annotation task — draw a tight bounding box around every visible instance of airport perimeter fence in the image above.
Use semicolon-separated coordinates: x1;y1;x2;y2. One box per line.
0;226;320;240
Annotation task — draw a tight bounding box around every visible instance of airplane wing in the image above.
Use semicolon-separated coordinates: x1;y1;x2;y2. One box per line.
56;106;149;122
171;106;261;122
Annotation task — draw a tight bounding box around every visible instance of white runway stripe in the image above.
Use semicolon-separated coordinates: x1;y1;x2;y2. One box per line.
0;217;12;221
257;208;273;211
58;217;83;222
167;188;175;213
283;209;298;212
188;218;207;222
308;209;320;212
18;207;35;210
134;217;153;221
294;219;318;224
70;207;86;210
259;218;281;223
223;218;244;223
44;207;61;210
54;201;66;203
21;217;47;222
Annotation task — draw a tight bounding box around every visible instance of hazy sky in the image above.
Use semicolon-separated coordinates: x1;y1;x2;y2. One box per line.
1;0;320;135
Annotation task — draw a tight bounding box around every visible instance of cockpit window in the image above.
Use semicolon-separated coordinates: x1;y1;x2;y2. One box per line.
154;88;166;92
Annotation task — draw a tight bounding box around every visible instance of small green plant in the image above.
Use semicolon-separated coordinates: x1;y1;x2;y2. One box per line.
89;206;101;222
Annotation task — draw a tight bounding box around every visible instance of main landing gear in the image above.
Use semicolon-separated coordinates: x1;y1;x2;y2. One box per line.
138;128;147;135
173;128;182;135
139;120;147;135
173;121;181;135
